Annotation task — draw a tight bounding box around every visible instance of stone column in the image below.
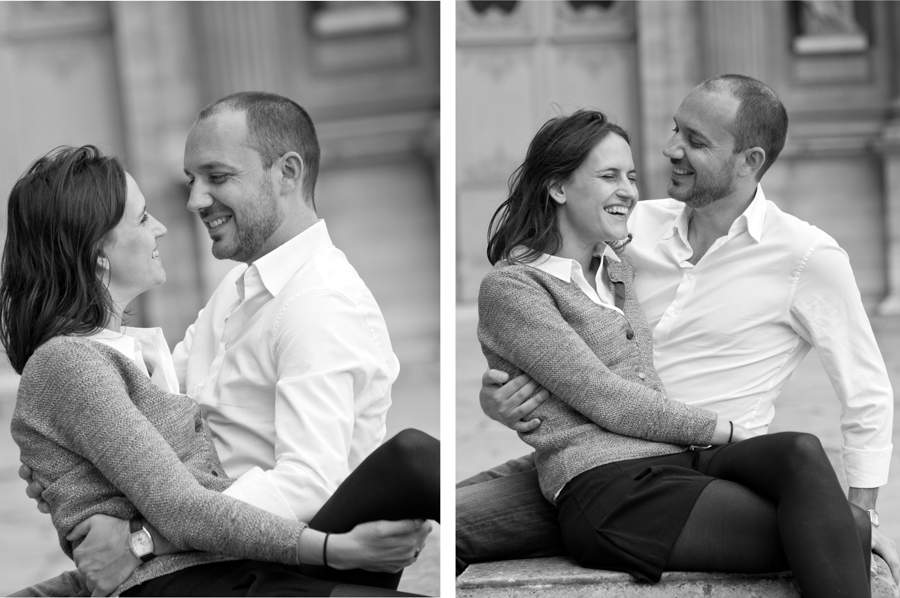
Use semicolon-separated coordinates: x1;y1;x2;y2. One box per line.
111;2;207;340
876;3;900;315
634;1;702;201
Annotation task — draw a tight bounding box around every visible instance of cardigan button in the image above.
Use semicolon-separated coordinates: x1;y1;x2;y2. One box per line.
626;330;634;340
211;470;219;477
638;372;646;380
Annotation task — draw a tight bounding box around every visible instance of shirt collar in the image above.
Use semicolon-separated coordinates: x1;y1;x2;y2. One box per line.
245;220;333;297
84;326;166;360
517;243;620;284
662;184;767;244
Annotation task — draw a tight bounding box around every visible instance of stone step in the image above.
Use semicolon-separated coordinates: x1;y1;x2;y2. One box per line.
457;556;898;598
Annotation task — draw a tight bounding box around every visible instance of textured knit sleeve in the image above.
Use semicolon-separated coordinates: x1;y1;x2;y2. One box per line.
22;339;306;565
478;268;716;446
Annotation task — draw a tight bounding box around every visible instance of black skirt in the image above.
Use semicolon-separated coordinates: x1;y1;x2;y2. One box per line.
556;449;716;583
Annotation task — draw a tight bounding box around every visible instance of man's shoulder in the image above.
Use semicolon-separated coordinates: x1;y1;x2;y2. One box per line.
286;244;372;303
760;200;838;250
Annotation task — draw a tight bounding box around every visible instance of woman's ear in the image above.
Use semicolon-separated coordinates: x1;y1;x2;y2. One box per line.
97;254;109;270
549;180;566;205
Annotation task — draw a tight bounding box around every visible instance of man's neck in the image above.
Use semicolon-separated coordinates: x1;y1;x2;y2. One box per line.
685;185;757;265
245;208;319;265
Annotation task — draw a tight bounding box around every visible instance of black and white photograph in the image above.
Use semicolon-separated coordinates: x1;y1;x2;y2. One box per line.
0;2;440;596
455;1;900;596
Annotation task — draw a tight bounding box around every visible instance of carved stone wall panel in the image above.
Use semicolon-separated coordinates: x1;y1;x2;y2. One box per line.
548;42;641;157
457;1;536;45
290;2;439;121
457;48;535;184
551;1;635;42
700;1;770;81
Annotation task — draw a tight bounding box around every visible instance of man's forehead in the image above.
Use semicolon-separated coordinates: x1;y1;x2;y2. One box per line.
675;90;738;137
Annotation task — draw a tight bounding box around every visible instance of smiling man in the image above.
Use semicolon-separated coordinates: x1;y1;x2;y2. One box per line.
459;74;897;582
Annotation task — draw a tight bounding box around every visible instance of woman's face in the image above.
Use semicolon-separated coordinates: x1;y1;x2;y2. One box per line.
101;173;168;300
551;132;638;246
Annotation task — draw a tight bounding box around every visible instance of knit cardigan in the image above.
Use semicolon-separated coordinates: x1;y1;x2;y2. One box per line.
11;337;308;596
478;252;718;503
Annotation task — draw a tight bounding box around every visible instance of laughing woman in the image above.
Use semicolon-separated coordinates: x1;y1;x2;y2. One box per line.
477;110;872;597
1;146;438;597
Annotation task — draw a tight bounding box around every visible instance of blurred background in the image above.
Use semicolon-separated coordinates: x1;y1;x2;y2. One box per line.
0;1;439;595
456;0;900;562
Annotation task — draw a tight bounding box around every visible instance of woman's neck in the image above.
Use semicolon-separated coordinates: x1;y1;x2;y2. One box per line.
555;238;601;291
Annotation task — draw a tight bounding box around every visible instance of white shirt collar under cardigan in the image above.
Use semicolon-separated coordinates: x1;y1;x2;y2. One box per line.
85;327;180;394
514;243;623;314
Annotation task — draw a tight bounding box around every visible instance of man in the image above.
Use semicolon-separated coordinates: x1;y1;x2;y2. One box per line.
458;74;898;580
19;92;434;595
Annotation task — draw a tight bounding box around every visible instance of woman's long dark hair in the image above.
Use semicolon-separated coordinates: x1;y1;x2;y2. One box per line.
486;110;630;265
0;146;127;374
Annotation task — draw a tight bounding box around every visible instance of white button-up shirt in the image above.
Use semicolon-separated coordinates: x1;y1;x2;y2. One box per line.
172;220;399;522
627;186;893;487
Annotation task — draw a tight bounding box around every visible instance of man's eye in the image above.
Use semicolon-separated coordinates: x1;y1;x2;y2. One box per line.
209;174;228;183
185;179;194;189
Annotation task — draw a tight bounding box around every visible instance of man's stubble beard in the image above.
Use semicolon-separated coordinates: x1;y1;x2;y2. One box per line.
212;178;281;263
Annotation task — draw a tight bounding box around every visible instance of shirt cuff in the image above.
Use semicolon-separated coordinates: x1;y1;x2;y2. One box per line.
222;466;297;520
842;444;893;488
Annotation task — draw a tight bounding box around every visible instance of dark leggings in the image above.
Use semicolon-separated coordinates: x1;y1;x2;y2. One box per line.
301;428;441;589
124;429;440;597
667;432;870;597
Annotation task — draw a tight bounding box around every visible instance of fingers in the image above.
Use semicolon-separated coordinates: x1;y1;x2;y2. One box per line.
495;374;535;404
507;388;550;420
872;528;900;586
374;519;425;536
25;481;43;499
481;369;508;387
17;464;32;481
66;519;91;542
510;419;541;433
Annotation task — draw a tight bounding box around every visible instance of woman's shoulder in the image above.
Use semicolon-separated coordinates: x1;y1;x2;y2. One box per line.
24;336;122;380
480;260;558;294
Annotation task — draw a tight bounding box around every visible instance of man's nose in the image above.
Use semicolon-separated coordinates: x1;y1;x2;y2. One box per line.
663;136;684;161
186;184;213;214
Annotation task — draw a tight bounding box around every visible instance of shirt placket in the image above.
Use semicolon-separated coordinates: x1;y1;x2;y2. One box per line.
651;231;697;352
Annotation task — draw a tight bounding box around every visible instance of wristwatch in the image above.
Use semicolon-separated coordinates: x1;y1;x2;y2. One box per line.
128;518;156;562
866;509;880;528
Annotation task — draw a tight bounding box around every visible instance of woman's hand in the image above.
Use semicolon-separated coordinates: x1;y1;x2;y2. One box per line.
710;418;752;445
18;464;50;514
327;519;433;573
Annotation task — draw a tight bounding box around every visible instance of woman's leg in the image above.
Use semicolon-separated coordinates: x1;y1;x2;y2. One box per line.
680;432;869;597
302;429;440;589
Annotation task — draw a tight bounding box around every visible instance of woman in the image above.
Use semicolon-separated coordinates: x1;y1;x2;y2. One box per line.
478;110;871;596
0;146;439;597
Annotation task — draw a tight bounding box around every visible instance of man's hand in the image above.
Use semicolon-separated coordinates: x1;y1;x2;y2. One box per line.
329;519;433;573
479;370;550;433
67;515;140;597
18;464;50;514
872;526;900;588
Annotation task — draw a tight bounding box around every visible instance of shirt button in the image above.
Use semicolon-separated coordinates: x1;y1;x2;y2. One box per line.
687;273;694;280
638;372;647;380
225;342;231;349
626;330;634;340
668;310;675;317
195;385;202;394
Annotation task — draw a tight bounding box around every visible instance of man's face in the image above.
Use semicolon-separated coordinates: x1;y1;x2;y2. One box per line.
183;109;281;264
663;89;741;208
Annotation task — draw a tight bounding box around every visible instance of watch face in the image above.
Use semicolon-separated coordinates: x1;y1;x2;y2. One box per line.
130;530;153;556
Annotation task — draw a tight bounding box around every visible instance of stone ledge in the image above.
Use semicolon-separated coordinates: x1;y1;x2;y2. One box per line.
457;556;898;598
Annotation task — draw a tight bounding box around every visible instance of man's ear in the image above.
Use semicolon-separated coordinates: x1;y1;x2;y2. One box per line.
276;152;304;193
739;147;766;179
548;180;566;205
